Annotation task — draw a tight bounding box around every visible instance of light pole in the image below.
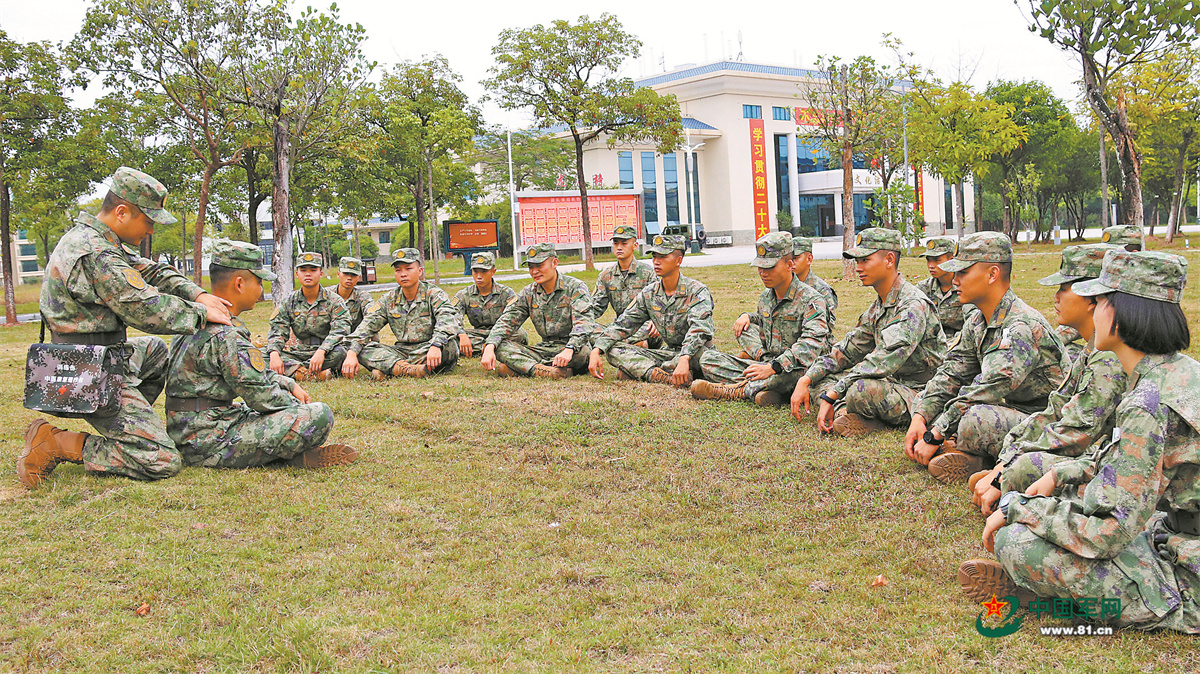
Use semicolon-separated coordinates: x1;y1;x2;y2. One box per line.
679;127;705;241
507;124;519;271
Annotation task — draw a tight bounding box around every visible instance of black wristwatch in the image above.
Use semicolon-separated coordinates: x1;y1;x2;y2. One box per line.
819;392;837;405
923;430;944;445
998;491;1020;520
770;360;783;375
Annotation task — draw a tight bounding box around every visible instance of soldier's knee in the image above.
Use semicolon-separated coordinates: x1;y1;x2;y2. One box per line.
142;445;183;480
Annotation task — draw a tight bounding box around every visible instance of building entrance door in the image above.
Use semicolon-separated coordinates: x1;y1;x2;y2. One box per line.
818;206;837;237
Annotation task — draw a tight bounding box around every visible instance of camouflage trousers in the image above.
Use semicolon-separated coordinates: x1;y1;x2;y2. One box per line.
462;327;526;355
957;405;1033;461
495;339;589;376
599;322;662;350
999;451;1074;494
607;343;707;382
996;512;1200;633
167;402;334;469
358;340;459;375
277;343;348;376
80;336;181;481
698;348;799;397
812;376;920;427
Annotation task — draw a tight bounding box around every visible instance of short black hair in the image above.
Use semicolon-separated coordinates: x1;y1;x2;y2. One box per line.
995;261;1012;282
99;191;136;215
1103;291;1190;355
209;263;253;289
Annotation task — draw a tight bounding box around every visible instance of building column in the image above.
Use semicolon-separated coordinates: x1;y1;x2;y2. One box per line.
787;133;799;228
656;153;666;231
833;192;843;231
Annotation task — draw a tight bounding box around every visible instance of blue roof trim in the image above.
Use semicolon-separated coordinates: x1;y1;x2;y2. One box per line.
681;117;717;131
636;61;829;87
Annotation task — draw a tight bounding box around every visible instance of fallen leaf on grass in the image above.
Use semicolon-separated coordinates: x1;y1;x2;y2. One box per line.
191;523;207;530
870;574;888;588
135;602;151;616
420;391;435;399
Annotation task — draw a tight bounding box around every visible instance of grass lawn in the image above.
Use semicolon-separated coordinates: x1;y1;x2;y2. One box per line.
2;235;1200;672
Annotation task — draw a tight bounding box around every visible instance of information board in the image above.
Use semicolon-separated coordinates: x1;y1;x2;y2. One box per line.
516;190;643;247
446;220;499;250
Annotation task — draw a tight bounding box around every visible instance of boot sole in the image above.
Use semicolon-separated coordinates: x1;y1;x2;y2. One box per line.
288;444;359;469
17;420;51;488
958;559;1032;604
830;414;887;437
928;452;984;484
754;391;783;406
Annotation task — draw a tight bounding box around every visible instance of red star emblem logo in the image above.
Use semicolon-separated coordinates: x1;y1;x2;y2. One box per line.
981;594;1008;619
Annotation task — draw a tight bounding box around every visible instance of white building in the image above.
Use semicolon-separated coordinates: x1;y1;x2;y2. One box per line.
579;61;974;245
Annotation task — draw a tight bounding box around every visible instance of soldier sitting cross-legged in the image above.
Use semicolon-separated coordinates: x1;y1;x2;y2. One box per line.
454;251;526;357
266;251;351;382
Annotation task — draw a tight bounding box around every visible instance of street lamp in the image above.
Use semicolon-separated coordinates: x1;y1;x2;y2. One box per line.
680;126;705;241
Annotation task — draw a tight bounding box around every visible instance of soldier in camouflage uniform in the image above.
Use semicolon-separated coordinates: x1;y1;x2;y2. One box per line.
266;252;351;382
342;248;460;379
793;236;838;333
593;225;659;348
970;244;1126;514
915;236;964;345
454;251;525;357
962;250;1200;635
164;241;357;470
1102;224;1144;252
334;256;374;334
791;228;944;436
692;232;830;405
481;243;597;379
17;167;237;488
588;235;714;387
906;232;1066;483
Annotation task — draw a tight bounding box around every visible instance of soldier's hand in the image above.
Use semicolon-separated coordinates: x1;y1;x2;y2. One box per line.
1025;469;1057;497
197;292;233;316
427;345;442;371
341;351;360;378
269;351;286;375
588;348;605;379
904;415;927;460
672;356;693;387
552;348;573;367
647;323;661;339
742;363;774;381
972;467;1001;505
816;399;837;433
481;345;497;371
202;303;233;326
308;349;326;374
790;377;812;420
732;313;752;337
979;487;1002;516
291;384;313;405
981;508;1007;554
459;333;473;358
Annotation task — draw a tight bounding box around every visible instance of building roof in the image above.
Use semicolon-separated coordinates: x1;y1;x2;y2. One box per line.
636;61;829;87
682;117;718;131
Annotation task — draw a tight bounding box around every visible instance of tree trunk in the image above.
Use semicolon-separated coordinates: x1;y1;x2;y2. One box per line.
974;173;983;234
1082;56;1142;228
1166;129;1192;243
573;134;594;271
193;165;216;284
1001;185;1012;240
428;157;440;285
954;180;965;240
352;217;361;258
0;179;17;326
244;147;264;246
414;166;426;262
1099;129;1109;230
271;118;293;304
840;65;855;280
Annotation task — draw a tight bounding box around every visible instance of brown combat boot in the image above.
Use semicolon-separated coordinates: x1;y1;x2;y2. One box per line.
531;364;570;379
392;361;429;378
495;363;518;377
17;420;87;488
370;369;387;381
928;448;985;484
287;443;359;469
615;368;631;380
736;350;753;359
830;412;888;437
753;390;783;406
689;380;749;401
646;367;673;385
292;368;333;383
958;559;1035;605
968;469;993;491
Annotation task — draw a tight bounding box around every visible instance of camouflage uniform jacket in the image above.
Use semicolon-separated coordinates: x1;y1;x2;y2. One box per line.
485;274;597;351
166;319;297;412
267;287;351;354
744;274;831;372
593;259;656;318
915;275;964;340
349;281;460;352
339;286;374;333
454;283;518;331
40;211;207;335
997;343;1127;467
1057;326;1087;371
1006;353;1200;574
914;289;1065;437
593;274;715;357
800;270;838;333
803;277;944;398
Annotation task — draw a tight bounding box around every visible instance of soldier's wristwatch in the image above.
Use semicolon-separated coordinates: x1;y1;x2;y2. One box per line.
998;491;1019;520
923;430;944;445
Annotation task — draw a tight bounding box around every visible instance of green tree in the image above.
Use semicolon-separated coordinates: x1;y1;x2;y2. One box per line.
484;13;683;271
473;127;575;193
1024;0;1200;229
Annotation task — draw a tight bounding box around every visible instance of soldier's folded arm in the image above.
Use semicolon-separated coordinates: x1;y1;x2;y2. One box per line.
217;332;297;414
346;304;389;354
88;250;206;334
485;294;530;346
129;253;205;300
831;315;926;397
430;290;462;346
320;301;352;353
679;290;715;357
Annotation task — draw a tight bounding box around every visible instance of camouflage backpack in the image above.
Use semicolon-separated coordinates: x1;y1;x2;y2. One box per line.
24;319;124;418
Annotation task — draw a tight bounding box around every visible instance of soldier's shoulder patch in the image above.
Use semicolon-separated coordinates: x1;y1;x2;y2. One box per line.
248;348;266;372
269;306;280;320
366;301;381;314
122;268;147;290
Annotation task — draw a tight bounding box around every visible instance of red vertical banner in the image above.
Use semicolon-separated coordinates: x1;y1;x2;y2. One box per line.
913;166;925;218
749;119;770;239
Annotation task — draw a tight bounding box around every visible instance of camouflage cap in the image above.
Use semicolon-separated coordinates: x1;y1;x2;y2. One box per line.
611;225;638;241
470;251;497;270
391;247;422;266
1038;243;1118;286
919;236;956;258
1102;225;1143;247
296;251;324;268
212;239;276;282
109;166;177;226
938;232;1012;273
843;227;904;259
525;242;558;265
646;233;687;255
792;237;813;255
1073;250;1188;304
339;256;363;276
751;231;795;268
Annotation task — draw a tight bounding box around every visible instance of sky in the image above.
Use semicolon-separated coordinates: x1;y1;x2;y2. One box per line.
2;0;1086;127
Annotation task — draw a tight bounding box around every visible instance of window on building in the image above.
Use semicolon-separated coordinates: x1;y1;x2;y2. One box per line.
944;183;954;228
378;231;390;244
21;260;39;273
742;105;762;119
19;243;36;257
772;106;791;121
853;193;878;227
641;151;658;226
796;194;835;238
663;153;679;224
775;135;790;215
794;136;867;174
17;229;28;240
618;151;634;189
